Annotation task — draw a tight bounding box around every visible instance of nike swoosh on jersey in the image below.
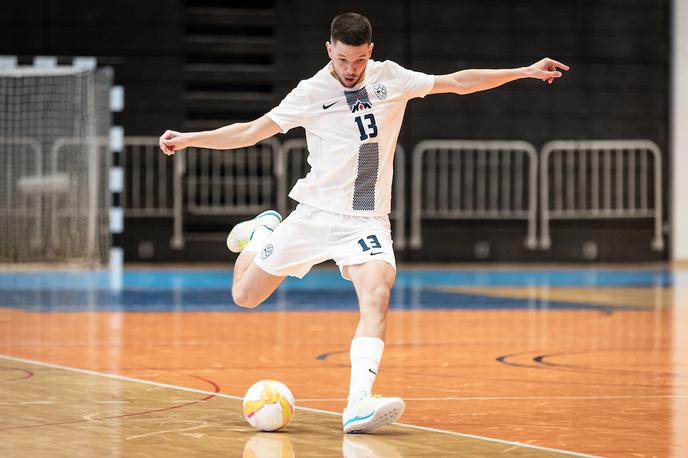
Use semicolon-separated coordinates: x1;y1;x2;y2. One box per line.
370;252;384;256
322;101;338;109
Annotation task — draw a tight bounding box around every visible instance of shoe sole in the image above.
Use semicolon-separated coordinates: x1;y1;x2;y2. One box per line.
343;399;405;434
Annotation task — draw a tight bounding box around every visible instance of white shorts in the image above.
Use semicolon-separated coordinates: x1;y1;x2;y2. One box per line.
253;204;396;280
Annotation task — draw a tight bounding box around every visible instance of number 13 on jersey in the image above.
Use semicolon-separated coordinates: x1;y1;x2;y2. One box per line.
354;114;378;141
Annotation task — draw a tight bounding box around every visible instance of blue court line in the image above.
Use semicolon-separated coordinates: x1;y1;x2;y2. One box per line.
0;268;672;313
0;268;676;290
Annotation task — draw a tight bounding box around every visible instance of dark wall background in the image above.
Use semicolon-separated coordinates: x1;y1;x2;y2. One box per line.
2;0;670;262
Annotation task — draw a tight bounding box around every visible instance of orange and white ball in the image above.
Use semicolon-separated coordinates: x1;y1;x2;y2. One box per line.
242;380;295;431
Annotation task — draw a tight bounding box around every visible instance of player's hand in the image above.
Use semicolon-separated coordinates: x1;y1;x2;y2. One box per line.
159;130;189;156
527;57;569;84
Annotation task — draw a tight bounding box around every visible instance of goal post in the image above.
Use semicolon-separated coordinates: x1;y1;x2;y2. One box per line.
0;66;112;266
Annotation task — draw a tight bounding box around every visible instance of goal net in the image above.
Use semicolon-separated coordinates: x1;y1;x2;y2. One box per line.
0;67;112;266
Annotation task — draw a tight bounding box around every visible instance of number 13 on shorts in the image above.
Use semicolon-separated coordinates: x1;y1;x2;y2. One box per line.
358;234;382;252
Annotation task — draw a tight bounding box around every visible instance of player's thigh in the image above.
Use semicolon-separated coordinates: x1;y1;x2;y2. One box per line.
232;260;285;306
346;260;396;305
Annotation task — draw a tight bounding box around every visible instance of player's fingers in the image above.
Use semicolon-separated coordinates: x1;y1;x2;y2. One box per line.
161;144;175;156
162;130;180;142
539;71;558;82
163;136;186;154
547;58;570;71
159;138;174;155
163;136;182;147
547;77;554;84
159;137;168;153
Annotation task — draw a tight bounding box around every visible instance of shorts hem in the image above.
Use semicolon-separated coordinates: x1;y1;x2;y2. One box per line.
253;257;309;279
337;257;397;281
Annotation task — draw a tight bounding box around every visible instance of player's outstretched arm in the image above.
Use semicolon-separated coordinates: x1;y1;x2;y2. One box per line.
429;57;569;95
159;115;281;156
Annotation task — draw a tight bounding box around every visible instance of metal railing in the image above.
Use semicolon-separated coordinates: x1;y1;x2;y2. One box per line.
279;139;407;249
540;140;664;251
0;138;44;257
0;136;110;263
171;138;281;248
118;136;665;256
185;138;281;215
123;137;174;217
410;140;538;249
49;137;111;261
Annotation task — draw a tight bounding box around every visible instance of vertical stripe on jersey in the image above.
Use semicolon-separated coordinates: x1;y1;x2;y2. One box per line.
353;143;379;211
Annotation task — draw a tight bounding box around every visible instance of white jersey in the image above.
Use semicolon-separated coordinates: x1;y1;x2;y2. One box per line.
265;59;434;216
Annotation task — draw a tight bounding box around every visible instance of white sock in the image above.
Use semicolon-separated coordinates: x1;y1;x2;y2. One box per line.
347;336;385;406
243;225;273;254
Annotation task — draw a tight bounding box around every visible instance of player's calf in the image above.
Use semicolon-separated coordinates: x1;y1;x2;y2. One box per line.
228;210;285;308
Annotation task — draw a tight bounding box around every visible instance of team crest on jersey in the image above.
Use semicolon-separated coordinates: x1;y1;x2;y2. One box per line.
350;99;372;113
260;243;274;259
345;87;373;113
373;83;387;100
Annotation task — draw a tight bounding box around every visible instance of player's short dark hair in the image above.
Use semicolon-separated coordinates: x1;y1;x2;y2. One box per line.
330;13;372;46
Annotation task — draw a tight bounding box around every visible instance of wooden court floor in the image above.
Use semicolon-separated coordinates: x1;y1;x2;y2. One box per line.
1;266;687;457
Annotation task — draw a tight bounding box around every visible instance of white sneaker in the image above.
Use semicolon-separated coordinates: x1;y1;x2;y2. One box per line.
226;210;282;253
342;395;405;434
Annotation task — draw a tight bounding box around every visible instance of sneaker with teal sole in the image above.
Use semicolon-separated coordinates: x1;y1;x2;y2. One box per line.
226;210;282;253
342;395;405;434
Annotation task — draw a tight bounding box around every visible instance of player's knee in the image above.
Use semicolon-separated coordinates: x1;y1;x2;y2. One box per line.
363;286;391;311
232;285;258;309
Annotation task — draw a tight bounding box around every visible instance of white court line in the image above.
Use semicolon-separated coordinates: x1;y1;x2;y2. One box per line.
0;354;600;458
297;395;688;402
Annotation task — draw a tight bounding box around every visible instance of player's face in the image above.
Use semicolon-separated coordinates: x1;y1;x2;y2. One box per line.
326;40;374;88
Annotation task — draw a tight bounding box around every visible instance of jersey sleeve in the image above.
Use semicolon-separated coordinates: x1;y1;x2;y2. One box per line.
386;60;435;100
265;81;310;133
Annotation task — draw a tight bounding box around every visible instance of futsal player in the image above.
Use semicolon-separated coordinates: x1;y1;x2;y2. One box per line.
159;12;568;433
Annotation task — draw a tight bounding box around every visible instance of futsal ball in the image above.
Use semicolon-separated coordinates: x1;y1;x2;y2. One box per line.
242;380;295;431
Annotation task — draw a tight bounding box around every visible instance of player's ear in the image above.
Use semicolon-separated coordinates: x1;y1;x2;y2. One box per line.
325;41;333;59
368;42;374;58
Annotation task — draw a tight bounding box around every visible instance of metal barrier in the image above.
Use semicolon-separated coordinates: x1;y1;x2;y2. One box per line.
123;137;174;217
50;137;111;260
1;136;114;263
540;140;664;251
279;139;407;249
172;138;281;248
121;137;665;255
410;140;538;249
0;138;44;258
